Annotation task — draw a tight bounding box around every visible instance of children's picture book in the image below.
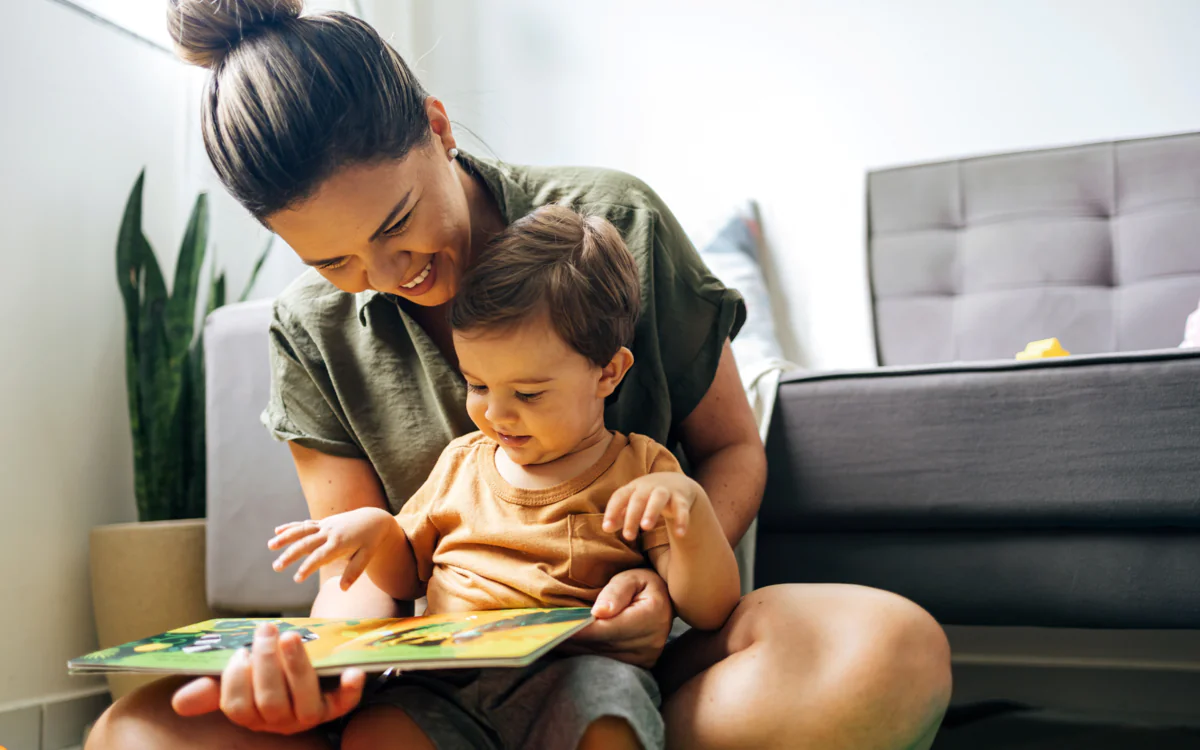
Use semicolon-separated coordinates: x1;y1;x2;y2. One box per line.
69;608;594;677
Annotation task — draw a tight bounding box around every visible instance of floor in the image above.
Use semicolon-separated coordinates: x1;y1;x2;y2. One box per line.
932;705;1200;749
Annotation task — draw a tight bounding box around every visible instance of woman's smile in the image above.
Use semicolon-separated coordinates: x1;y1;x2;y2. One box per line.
397;258;436;295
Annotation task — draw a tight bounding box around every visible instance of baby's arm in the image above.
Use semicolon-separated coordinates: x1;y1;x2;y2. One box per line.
604;473;741;630
269;508;423;601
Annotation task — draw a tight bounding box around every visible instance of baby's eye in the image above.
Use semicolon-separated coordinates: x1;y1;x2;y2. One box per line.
466;383;488;394
516;391;543;403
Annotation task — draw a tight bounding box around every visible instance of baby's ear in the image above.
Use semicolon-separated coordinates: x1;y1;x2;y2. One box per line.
597;347;634;399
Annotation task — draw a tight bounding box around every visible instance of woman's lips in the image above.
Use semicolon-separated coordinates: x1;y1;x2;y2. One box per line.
397;258;436;296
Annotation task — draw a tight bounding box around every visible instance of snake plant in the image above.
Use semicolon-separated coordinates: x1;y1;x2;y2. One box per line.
116;171;272;521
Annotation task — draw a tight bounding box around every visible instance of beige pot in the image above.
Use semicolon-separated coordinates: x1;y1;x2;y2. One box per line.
89;519;216;700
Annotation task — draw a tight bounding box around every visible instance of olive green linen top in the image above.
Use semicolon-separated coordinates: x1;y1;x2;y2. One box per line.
261;153;745;512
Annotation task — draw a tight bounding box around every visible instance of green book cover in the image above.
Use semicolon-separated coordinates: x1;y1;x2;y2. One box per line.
70;608;594;677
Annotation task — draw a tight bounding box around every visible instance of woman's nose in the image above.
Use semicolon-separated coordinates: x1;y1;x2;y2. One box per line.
366;250;412;292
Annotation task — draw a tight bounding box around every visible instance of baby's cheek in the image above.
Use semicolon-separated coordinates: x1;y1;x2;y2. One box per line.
465;397;488;431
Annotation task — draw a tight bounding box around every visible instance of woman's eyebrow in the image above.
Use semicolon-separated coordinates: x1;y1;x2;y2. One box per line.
368;189;414;242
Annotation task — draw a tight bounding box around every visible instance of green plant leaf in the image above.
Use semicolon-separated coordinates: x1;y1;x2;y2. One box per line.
116;171;151;519
165;193;208;360
116;174;246;522
135;281;173;522
238;233;275;302
131;182;176;522
212;271;227;313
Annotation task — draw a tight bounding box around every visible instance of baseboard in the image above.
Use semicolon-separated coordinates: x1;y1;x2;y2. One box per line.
952;664;1200;724
0;687;110;750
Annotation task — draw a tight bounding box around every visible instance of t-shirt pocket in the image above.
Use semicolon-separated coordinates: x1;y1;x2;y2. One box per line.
567;513;644;590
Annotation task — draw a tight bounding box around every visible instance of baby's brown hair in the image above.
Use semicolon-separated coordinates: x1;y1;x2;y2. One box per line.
450;204;641;367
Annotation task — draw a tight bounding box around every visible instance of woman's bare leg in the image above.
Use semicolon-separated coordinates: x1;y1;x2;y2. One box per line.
657;584;952;750
340;704;435;750
86;677;332;750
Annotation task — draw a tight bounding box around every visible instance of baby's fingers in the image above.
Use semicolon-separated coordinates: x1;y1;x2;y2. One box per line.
340;548;371;591
603;485;635;533
668;494;691;536
622;488;661;542
272;531;326;573
294;541;345;583
267;521;318;551
639;488;671;532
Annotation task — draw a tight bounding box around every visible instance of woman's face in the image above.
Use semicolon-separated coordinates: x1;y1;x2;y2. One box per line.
266;136;473;308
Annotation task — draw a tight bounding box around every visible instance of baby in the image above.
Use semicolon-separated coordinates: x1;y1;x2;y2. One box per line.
268;204;741;750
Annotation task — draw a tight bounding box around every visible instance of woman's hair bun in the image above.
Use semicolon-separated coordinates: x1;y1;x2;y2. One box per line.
167;0;304;69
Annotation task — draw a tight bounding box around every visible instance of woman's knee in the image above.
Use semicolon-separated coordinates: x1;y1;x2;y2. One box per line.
87;677;189;750
744;584;952;718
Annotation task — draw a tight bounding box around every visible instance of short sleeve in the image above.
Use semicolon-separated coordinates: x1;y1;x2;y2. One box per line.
260;301;363;458
649;197;747;424
396;446;457;582
642;440;685;551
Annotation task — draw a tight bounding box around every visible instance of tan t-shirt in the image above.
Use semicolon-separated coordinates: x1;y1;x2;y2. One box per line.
397;431;676;614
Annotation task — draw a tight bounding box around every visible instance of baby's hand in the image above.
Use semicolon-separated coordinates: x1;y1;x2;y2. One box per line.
268;507;396;590
604;473;702;542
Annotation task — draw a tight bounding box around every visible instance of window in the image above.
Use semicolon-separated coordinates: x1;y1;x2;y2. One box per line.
63;0;363;51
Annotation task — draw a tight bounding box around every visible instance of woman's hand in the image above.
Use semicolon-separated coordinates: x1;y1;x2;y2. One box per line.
170;622;365;735
566;567;673;669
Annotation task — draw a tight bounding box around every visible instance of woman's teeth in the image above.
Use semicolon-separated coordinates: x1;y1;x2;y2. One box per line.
401;261;433;289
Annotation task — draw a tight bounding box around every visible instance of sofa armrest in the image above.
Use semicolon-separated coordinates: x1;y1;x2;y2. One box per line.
205;300;318;614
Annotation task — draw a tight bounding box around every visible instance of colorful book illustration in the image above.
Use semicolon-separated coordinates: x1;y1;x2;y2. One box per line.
69;608;594;676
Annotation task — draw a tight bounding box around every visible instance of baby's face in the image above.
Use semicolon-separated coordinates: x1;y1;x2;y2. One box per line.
454;314;613;466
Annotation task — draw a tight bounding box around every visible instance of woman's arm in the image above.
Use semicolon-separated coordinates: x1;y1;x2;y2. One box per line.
288;443;406;618
678;340;767;547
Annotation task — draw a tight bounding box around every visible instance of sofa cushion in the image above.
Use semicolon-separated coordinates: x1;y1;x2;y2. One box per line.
869;133;1200;365
760;348;1200;532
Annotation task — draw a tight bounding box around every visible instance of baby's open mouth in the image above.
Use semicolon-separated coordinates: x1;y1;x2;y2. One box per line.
496;432;531;447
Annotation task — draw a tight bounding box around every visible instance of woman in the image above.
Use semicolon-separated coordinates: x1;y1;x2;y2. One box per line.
89;2;951;748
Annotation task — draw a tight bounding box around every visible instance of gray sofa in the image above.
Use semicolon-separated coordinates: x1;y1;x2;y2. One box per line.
206;132;1200;629
755;132;1200;627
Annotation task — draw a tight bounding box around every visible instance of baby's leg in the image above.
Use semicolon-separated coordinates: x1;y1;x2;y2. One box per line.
514;655;664;750
578;716;643;750
341;704;435;750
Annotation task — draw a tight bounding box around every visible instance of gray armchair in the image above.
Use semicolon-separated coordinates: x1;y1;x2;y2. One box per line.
755;132;1200;627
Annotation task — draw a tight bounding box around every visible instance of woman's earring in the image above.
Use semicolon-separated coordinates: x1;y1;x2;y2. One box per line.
448;147;460;160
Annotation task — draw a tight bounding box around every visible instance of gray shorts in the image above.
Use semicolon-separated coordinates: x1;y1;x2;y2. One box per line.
353;654;663;750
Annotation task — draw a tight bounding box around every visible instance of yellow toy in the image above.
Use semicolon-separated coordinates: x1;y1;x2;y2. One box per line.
1016;338;1070;360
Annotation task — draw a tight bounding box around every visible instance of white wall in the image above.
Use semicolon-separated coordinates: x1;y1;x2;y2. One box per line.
0;0;301;708
415;0;1200;369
